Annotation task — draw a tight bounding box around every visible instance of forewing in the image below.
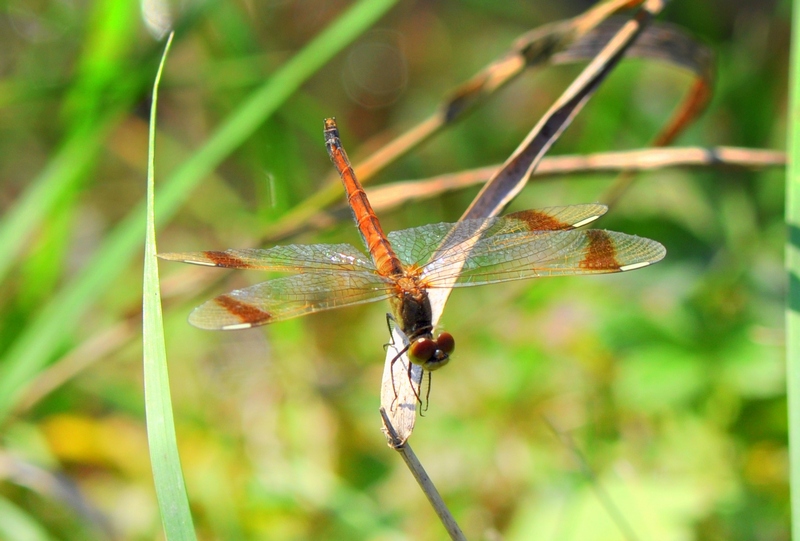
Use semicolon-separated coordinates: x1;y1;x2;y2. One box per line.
188;271;392;330
422;229;666;287
159;243;375;272
389;204;607;267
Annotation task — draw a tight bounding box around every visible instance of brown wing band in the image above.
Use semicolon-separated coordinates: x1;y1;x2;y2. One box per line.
203;251;251;268
215;295;273;325
507;209;574;231
579;230;620;270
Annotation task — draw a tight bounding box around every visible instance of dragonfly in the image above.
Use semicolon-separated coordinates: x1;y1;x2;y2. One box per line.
160;118;666;372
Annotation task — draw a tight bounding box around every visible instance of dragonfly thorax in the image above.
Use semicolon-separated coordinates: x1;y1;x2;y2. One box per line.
389;278;455;371
390;280;432;338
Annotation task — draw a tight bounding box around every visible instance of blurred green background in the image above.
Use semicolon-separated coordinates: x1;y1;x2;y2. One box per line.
0;0;789;539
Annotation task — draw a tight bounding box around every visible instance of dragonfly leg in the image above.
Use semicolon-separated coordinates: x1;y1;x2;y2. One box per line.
383;313;397;352
404;352;425;408
423;371;432;413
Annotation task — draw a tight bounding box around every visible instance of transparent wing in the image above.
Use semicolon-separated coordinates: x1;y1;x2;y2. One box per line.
388;204;608;267
421;229;666;287
159;243;375;273
188;271;392;330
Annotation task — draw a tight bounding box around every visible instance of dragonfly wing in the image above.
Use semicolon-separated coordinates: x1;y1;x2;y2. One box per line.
159;243;375;272
422;229;666;287
388;222;469;267
388;204;608;267
188;271;392;330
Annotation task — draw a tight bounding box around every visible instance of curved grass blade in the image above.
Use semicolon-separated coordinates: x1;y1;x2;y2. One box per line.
143;33;197;541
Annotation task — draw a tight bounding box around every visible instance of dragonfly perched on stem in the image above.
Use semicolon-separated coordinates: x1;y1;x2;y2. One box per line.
160;118;666;379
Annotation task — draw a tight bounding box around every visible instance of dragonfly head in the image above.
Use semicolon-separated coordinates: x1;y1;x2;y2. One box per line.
408;332;455;371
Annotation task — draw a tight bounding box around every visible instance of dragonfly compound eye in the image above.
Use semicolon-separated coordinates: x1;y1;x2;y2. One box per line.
436;332;455;355
409;338;436;365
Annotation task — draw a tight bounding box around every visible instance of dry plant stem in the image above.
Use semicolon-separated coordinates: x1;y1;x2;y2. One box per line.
364;146;785;211
380;408;467;541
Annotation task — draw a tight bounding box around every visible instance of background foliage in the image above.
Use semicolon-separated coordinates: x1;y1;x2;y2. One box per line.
0;0;789;539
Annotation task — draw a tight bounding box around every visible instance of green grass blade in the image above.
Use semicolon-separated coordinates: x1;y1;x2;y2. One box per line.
0;0;398;422
788;0;800;537
143;33;197;540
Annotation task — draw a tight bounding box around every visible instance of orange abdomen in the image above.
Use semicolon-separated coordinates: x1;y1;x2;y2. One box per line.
324;119;404;278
